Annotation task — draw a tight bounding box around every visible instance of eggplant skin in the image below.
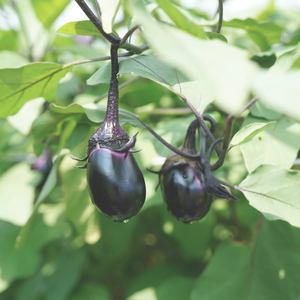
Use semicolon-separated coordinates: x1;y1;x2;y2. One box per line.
87;148;146;222
160;161;212;224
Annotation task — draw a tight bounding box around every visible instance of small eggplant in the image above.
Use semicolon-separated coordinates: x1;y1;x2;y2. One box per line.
155;118;237;224
160;161;212;224
69;45;146;222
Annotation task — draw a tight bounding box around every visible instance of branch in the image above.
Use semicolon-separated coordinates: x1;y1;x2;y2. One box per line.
216;0;223;34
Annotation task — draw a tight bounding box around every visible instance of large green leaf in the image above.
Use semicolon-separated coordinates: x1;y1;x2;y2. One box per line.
240;165;300;227
240;116;300;173
0;163;38;226
57;21;101;36
230;121;275;146
31;0;71;28
133;1;258;115
88;55;214;113
0;63;70;117
191;220;300;299
155;0;206;39
223;18;283;50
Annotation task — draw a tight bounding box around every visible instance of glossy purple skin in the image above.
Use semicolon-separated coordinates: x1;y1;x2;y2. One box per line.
160;161;212;224
87;148;146;222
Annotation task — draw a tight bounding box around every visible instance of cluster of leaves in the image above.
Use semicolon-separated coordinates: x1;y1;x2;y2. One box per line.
0;0;300;299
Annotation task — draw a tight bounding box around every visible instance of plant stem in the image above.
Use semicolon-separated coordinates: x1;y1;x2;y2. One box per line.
95;76;140;103
104;45;120;125
216;0;223;34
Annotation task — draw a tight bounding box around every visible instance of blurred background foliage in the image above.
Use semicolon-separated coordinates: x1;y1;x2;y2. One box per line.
0;0;300;299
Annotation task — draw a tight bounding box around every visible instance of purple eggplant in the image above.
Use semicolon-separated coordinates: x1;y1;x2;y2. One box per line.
69;45;146;222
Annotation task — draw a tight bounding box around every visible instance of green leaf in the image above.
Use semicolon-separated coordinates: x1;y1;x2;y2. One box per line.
96;0;120;34
254;70;300;122
240;165;300;227
251;52;276;69
155;0;206;39
57;20;101;36
88;55;214;113
133;1;258;115
191;220;300;299
31;0;71;28
240;116;300;173
223;18;283;50
0;62;70;117
205;32;227;42
0;163;38;226
231;121;275;146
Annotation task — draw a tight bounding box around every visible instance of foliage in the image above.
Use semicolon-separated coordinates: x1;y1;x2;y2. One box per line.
0;0;300;299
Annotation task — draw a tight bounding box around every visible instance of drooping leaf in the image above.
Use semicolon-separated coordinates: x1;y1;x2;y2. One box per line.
96;0;120;34
133;1;258;115
155;0;206;39
240;116;300;173
223;18;283;50
240;165;300;227
0;163;38;226
31;0;71;28
88;55;214;113
191;220;300;299
230;121;275;146
0;62;71;117
57;20;101;36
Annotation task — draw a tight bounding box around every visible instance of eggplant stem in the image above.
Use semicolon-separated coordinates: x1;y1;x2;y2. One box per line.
66;153;88;162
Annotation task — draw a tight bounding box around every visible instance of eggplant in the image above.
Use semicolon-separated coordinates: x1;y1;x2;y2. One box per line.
69;45;146;222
